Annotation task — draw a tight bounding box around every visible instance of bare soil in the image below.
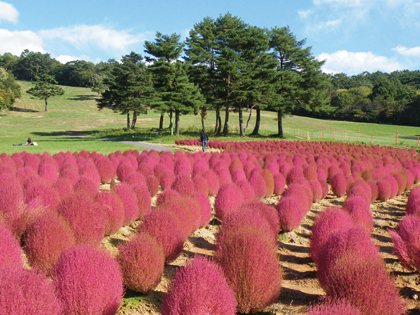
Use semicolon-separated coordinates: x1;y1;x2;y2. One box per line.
103;145;420;315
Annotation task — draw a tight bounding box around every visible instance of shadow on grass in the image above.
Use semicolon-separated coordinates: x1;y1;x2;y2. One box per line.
10;107;39;113
68;94;97;101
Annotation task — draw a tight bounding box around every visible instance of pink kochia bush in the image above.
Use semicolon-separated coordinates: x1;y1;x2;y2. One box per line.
331;173;347;197
192;192;212;227
117;232;165;293
57;192;105;246
161;256;237;315
138;207;185;263
95;191;125;235
215;227;282;314
131;184;152;219
342;196;373;231
310;207;355;264
52;245;124;315
276;196;305;232
406;186;420;216
389;215;420;270
323;254;406;315
25;212;75;275
0;223;23;269
0;267;62;315
171;175;195;196
306;298;362;315
316;227;382;287
214;183;244;220
113;183;140;225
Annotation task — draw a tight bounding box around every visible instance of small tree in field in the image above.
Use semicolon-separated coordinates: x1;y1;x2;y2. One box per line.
26;74;64;111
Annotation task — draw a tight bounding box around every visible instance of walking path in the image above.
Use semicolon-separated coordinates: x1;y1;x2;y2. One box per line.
97;139;175;152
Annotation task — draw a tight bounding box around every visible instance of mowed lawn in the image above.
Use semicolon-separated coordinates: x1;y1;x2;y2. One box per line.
1;80;420;155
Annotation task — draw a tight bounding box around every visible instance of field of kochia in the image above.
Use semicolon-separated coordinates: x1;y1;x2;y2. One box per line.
0;138;418;314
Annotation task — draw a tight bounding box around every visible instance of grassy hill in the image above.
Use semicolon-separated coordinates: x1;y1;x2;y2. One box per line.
1;80;420;155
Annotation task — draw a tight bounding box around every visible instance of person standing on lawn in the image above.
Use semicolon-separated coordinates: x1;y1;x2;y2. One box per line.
200;129;209;152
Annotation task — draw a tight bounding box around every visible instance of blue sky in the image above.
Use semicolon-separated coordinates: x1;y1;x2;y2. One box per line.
1;0;420;75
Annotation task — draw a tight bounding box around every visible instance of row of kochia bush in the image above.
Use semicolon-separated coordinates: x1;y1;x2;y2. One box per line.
0;140;419;314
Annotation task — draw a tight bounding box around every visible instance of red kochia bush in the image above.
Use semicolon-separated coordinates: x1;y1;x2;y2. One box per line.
95;157;115;183
57;193;105;246
160;170;176;191
273;173;285;195
38;163;58;185
310;180;323;203
331;173;347;197
131;184;152;219
73;175;100;197
342;196;373;231
117;232;165;293
123;172;146;186
406;186;420;216
138;208;185;263
203;169;220;196
53;178;74;199
249;171;267;199
192;175;209;195
261;169;275;197
214;183;244;220
377;178;392;201
389;215;420;270
25;181;61;213
310;207;355;264
116;160;135;181
276;196;305;232
161;256;237;315
113;182;140;225
156;189;180;207
0;172;24;216
52;245;124;315
25;212;75;275
0;223;23;269
95;191;125;235
324;255;406;315
316;227;382;287
306;298;362;315
192;192;212;228
215;227;282;314
347;180;372;204
171;175;194;196
0;267;62;315
236;179;256;202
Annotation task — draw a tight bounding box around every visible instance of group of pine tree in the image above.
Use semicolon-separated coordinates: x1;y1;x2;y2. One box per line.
1;13;420;135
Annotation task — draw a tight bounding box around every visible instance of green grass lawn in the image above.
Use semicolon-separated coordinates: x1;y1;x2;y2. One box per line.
1;80;420;155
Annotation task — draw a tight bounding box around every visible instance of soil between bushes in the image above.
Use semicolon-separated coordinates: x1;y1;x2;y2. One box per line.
101;144;420;315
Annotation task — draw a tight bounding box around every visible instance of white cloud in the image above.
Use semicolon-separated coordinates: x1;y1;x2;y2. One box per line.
318;50;404;74
39;24;153;54
393;46;420;57
0;29;45;55
0;2;18;23
55;55;80;64
298;10;313;19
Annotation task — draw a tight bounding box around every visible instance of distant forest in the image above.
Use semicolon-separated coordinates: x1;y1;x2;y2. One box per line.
1;13;420;133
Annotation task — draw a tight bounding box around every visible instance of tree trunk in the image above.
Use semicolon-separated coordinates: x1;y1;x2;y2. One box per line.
201;119;205;130
278;109;284;138
217;115;222;135
251;106;261;135
175;110;180;136
126;111;130;130
159;114;164;129
215;105;220;135
44;97;48;112
169;109;173;136
239;103;244;137
131;111;138;129
223;105;229;136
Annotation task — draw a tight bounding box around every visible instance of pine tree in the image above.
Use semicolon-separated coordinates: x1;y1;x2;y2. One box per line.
269;26;330;137
26;74;64;111
97;52;155;130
